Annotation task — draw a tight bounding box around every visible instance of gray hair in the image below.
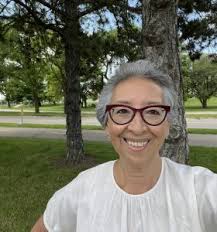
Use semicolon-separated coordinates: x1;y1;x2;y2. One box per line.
96;59;176;127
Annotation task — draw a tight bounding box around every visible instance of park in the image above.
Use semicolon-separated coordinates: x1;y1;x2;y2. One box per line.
0;1;217;231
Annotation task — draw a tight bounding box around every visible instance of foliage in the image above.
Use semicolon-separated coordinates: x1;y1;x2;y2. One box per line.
0;26;47;112
181;53;194;101
45;63;64;105
178;0;217;60
1;0;216;163
189;56;217;108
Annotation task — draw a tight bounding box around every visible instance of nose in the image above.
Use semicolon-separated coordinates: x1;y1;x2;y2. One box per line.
127;111;149;134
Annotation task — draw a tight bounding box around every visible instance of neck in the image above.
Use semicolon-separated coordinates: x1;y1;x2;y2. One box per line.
114;156;162;195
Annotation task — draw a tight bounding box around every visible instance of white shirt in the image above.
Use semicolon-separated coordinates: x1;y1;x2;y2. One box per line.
43;157;217;232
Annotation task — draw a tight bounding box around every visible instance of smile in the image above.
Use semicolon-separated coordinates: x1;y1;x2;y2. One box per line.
123;138;150;150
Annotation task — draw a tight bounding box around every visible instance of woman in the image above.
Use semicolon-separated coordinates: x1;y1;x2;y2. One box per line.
32;60;217;232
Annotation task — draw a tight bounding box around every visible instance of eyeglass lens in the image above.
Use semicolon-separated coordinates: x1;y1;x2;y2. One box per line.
110;106;167;125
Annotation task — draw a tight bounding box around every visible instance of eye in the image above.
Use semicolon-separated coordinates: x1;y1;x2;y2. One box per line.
115;108;130;114
112;107;131;115
147;109;160;115
145;108;163;116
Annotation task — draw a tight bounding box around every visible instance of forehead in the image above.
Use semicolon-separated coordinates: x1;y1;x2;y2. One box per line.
111;77;164;105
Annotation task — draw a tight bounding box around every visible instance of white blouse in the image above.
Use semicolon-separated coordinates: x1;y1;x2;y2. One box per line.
43;157;217;232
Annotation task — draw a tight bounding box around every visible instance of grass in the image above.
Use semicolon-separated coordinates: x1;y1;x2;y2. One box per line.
1;97;217;116
0;138;217;231
189;146;217;172
3;110;216;119
0;122;103;130
1;122;217;134
186;114;217;119
0;138;115;231
0;111;95;117
0;111;65;116
187;128;217;135
0;103;96;111
184;97;217;111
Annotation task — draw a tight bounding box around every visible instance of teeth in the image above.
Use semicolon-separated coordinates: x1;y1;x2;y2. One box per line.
126;139;148;147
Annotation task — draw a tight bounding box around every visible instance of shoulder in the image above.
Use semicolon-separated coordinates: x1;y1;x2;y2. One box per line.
54;160;115;196
78;160;115;179
163;158;217;231
43;160;115;231
163;157;217;204
163;157;194;178
163;156;217;178
163;157;217;188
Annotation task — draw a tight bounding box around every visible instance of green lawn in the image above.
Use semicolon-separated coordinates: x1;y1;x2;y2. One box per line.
185;97;217;111
186;114;217;119
0;122;103;130
1;122;217;134
0;104;95;112
0;138;217;231
1;97;217;115
0;111;95;117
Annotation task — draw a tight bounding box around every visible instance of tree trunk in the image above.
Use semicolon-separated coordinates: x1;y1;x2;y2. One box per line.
142;0;188;163
33;91;40;113
200;98;207;108
83;96;87;108
6;98;11;108
34;98;40;113
64;0;84;164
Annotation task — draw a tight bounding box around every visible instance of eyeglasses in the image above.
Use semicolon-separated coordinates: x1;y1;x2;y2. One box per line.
106;104;170;126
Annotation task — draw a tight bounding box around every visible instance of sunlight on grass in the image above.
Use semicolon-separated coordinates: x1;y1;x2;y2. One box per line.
0;138;217;231
1;123;217;134
185;97;217;111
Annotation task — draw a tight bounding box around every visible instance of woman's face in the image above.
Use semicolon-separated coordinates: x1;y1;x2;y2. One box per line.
105;77;170;164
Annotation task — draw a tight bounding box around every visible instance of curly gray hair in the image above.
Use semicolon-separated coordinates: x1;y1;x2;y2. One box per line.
96;59;176;127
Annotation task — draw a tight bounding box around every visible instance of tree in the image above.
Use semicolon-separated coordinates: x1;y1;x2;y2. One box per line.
190;55;217;108
0;1;141;164
178;0;217;60
79;29;141;107
181;53;193;101
0;25;47;112
141;0;188;163
1;1;216;164
45;64;64;105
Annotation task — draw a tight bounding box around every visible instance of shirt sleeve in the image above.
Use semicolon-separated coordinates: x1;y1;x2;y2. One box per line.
43;174;82;232
194;167;217;232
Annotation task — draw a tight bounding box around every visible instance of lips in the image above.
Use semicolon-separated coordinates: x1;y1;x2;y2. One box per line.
123;137;150;150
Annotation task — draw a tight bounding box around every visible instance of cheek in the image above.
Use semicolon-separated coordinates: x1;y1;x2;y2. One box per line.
151;123;169;138
105;121;124;138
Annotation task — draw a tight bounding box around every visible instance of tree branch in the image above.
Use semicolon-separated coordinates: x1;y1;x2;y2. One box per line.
0;0;12;14
12;0;63;36
34;0;65;20
78;0;117;17
79;1;141;18
127;6;142;14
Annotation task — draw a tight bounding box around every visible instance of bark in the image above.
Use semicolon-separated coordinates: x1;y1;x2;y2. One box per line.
34;97;40;113
63;0;84;163
81;97;87;108
200;99;207;108
6;98;11;108
33;89;40;113
142;0;188;163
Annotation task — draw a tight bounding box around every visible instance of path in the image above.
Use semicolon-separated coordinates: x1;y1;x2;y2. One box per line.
0;116;217;129
0;127;217;147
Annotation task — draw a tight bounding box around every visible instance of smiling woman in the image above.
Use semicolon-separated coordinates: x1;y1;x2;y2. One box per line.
31;60;217;232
